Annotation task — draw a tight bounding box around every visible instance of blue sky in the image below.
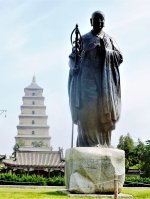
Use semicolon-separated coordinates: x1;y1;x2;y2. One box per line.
0;0;150;155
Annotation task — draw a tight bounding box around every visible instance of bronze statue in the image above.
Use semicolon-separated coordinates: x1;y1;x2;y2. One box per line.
68;11;123;147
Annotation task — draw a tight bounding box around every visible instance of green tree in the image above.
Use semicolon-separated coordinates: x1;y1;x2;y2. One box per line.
133;138;145;167
118;135;150;176
117;133;135;171
117;133;134;153
141;140;150;177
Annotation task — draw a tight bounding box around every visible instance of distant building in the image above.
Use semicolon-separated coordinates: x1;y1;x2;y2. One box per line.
15;76;51;151
3;77;65;176
3;149;64;176
126;168;141;178
0;155;6;172
0;155;6;165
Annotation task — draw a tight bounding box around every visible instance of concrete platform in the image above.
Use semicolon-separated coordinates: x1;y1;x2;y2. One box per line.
58;189;133;198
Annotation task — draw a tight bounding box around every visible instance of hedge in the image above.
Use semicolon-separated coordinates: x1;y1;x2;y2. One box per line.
0;173;149;187
124;177;150;187
0;173;65;186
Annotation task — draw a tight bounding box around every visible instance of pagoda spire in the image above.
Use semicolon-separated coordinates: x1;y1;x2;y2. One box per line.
25;75;42;90
32;75;36;83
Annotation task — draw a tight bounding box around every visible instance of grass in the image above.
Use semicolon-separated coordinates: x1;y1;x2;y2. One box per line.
0;187;66;199
122;188;150;199
0;187;149;199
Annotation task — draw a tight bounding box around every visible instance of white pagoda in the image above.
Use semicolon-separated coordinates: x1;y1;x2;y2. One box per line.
15;76;51;151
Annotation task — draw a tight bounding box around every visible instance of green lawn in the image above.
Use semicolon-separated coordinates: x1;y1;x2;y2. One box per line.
0;187;66;199
0;187;149;199
122;188;150;199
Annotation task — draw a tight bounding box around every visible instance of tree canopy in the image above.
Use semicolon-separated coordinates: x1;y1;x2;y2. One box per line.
117;133;149;177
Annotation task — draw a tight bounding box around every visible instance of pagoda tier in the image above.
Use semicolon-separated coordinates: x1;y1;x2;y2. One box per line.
15;76;52;151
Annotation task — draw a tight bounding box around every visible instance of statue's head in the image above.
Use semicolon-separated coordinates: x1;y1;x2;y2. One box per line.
90;11;105;33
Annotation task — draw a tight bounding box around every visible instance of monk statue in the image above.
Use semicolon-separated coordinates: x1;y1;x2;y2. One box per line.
68;11;123;147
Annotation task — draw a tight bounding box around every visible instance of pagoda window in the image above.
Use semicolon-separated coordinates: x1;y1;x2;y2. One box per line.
32;101;35;105
32;111;35;114
32;120;35;124
32;131;35;135
32;92;35;96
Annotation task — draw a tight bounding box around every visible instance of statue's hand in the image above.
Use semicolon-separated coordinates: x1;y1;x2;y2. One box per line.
100;38;105;50
99;38;106;56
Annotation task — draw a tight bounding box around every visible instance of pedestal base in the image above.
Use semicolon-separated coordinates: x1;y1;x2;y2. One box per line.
65;147;125;194
58;189;133;198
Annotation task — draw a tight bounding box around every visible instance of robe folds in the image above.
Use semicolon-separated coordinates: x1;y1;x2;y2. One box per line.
68;30;123;147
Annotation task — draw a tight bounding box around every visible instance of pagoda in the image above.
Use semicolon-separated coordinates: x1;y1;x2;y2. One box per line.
3;77;65;176
15;76;51;151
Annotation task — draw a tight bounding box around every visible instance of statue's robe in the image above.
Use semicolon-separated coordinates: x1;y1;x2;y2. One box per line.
68;30;123;147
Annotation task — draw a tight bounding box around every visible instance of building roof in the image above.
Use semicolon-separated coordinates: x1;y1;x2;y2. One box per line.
25;76;43;90
3;151;65;168
127;168;141;174
0;155;6;160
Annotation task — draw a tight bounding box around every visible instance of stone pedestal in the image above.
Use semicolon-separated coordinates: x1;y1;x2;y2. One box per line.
65;147;125;194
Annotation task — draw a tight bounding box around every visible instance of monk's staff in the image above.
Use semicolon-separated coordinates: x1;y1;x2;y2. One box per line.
70;24;83;148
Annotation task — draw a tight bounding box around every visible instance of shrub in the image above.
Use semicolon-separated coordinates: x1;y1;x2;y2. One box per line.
124;177;150;187
0;173;64;186
46;176;65;186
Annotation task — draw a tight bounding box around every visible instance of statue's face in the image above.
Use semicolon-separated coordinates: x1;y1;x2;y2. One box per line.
91;14;104;33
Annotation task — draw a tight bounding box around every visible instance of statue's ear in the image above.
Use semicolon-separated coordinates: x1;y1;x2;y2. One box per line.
90;18;93;26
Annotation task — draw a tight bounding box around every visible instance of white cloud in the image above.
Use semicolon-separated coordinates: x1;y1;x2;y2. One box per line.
110;0;150;30
4;32;27;51
122;66;150;111
46;90;72;150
